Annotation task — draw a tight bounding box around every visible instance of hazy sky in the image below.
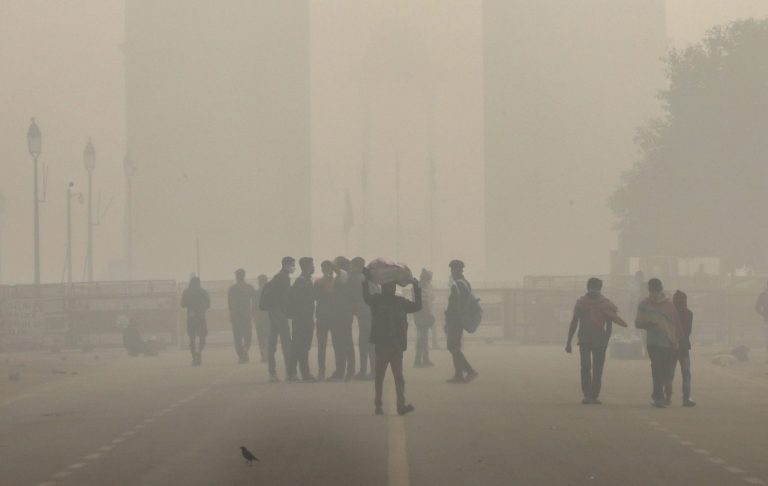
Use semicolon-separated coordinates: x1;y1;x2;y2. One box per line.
1;1;767;284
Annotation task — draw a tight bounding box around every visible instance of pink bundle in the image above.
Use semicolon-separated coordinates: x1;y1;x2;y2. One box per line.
367;258;413;286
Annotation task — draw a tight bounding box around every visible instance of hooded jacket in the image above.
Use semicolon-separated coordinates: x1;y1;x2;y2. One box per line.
673;290;693;351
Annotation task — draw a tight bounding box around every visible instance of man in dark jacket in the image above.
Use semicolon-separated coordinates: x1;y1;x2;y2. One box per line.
565;278;628;404
669;290;696;407
286;257;317;382
265;257;295;382
445;260;478;384
413;269;435;367
363;270;421;416
181;275;210;366
253;274;270;363
350;257;375;380
330;256;356;381
228;269;256;364
314;260;336;380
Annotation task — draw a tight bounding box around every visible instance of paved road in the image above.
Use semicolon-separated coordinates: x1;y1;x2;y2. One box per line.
1;344;766;486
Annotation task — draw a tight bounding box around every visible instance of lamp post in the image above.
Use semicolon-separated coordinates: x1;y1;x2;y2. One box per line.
66;182;83;285
0;193;5;283
27;119;42;285
124;151;136;280
83;138;95;282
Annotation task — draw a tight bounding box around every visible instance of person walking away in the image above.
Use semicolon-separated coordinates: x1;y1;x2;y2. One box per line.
330;256;356;381
350;257;375;380
754;281;768;353
669;290;696;407
314;260;336;381
228;269;256;364
181;276;210;366
635;278;681;408
286;257;317;382
260;257;295;382
445;260;478;383
363;269;421;415
565;277;628;404
413;268;435;367
253;274;271;363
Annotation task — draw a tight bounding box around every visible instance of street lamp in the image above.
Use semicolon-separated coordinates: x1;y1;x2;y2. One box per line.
66;182;83;285
27;118;42;286
123;151;136;280
83;138;95;282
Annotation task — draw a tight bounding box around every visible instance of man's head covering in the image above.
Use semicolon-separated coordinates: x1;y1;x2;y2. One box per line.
449;260;465;272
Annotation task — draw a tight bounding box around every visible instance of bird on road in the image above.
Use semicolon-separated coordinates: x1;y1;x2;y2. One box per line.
240;446;259;465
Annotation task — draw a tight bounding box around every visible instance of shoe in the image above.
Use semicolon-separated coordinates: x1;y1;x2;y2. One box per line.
465;370;479;383
664;397;672;406
318;370;325;381
683;399;697;407
591;399;602;405
237;356;246;364
269;374;281;383
286;375;301;383
652;400;666;408
303;375;317;383
326;375;343;382
344;373;354;382
582;398;592;405
397;404;415;415
446;376;465;384
354;372;368;380
375;405;384;415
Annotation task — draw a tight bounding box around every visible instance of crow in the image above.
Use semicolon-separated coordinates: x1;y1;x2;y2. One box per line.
240;446;259;464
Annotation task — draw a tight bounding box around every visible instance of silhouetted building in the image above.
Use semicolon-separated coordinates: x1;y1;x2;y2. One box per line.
125;1;310;279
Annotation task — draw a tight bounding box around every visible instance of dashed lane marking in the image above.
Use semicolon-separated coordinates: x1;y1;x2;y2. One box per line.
693;449;710;455
745;478;766;485
84;453;101;461
36;482;56;486
51;471;71;479
99;445;113;452
727;467;747;474
68;463;87;470
112;437;125;444
709;458;726;465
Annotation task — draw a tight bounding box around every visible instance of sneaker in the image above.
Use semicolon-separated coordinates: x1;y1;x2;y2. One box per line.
582;398;592;405
652;400;666;408
397;404;415;416
683;399;697;407
286;375;301;383
465;370;479;383
375;405;384;415
446;376;465;384
591;399;603;405
269;374;281;383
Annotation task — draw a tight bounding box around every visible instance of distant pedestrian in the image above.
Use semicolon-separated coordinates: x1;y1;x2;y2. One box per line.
413;269;435;368
565;277;628;404
635;278;681;408
754;281;768;352
260;257;295;382
329;256;356;381
363;268;421;415
286;257;317;382
228;269;256;364
445;260;478;383
181;275;210;366
350;257;375;380
314;260;336;381
669;290;696;407
253;274;270;363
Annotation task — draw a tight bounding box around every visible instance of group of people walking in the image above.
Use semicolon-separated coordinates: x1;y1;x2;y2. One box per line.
566;277;695;408
180;256;480;415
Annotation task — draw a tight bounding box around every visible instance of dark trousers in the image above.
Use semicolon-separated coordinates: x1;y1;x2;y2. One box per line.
289;318;315;379
414;327;431;365
579;343;607;399
231;320;252;360
316;316;332;374
647;345;674;402
667;349;692;401
331;313;356;378
446;325;473;376
268;311;292;376
254;318;270;362
374;344;406;408
356;310;374;375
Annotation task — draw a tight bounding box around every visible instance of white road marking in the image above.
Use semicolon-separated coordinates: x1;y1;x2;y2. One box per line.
667;434;680;439
99;445;113;452
744;478;766;485
68;463;87;470
144;418;154;423
112;437;125;444
122;430;136;436
708;457;726;464
84;453;101;461
679;441;694;446
51;471;71;479
692;449;710;455
135;424;145;430
726;467;746;474
36;482;56;486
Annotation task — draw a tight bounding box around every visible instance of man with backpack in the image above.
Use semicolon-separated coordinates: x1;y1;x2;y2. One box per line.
259;257;295;382
445;260;479;383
